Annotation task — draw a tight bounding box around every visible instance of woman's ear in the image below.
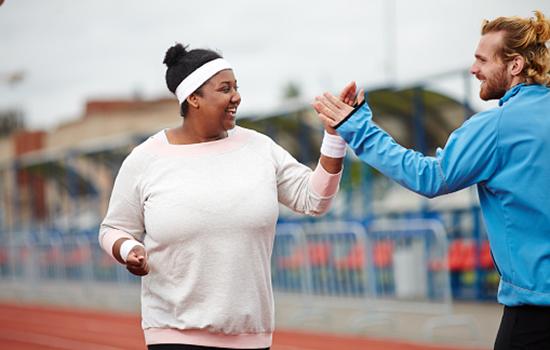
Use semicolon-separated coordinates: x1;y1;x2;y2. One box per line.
187;94;199;109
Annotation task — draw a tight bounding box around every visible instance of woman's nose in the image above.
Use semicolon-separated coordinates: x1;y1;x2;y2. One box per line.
232;91;241;104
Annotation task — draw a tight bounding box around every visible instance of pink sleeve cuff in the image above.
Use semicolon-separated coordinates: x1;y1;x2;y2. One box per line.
309;161;343;197
99;228;135;260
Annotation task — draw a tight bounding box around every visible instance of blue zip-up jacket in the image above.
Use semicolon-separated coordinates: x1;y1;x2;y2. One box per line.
336;83;550;306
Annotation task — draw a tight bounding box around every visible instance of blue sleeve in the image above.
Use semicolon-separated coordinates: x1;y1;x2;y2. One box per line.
336;102;501;198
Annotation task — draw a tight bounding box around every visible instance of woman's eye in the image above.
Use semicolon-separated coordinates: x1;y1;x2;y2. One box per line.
220;86;238;93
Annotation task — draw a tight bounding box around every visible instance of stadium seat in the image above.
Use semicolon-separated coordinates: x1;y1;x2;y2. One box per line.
373;240;393;268
307;242;331;266
335;243;365;269
448;239;476;272
479;240;494;269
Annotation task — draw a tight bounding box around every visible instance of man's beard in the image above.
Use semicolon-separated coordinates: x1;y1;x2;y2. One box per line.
479;66;510;101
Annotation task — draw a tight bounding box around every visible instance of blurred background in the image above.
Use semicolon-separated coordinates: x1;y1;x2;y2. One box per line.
1;1;549;349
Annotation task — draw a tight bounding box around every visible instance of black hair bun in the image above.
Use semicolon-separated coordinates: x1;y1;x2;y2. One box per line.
163;43;188;68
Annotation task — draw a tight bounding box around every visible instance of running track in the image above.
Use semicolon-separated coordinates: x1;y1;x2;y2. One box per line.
0;303;487;350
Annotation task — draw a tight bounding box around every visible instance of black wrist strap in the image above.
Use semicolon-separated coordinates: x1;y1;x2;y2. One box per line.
335;99;366;129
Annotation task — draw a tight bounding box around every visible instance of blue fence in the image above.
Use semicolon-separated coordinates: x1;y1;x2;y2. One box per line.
0;206;499;302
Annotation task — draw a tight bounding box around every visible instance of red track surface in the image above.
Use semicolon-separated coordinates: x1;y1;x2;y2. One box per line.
0;303;486;350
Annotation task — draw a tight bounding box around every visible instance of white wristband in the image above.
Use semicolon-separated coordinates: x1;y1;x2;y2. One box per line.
119;240;144;263
320;131;346;158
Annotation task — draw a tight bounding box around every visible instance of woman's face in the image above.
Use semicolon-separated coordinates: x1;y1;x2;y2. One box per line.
194;69;241;137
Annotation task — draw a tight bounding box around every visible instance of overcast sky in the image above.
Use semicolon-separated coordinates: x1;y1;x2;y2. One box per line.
1;0;549;130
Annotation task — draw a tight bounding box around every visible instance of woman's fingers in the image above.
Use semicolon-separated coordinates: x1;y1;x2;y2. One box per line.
126;264;148;276
319;113;338;128
126;248;149;276
126;258;149;276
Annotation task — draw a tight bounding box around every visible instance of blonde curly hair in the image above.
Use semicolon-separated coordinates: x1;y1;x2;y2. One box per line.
482;10;550;86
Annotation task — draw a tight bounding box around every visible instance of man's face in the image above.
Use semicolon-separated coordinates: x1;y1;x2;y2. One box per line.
470;31;512;101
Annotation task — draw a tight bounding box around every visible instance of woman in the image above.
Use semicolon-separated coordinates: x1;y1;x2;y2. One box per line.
98;43;347;350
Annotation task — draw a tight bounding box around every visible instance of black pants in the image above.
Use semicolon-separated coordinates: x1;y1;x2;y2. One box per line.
494;305;550;350
148;344;269;350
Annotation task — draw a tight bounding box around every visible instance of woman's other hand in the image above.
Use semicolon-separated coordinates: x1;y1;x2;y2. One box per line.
125;245;149;276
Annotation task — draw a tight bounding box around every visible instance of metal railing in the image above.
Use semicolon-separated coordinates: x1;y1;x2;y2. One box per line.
0;231;139;285
0;219;480;340
271;219;479;340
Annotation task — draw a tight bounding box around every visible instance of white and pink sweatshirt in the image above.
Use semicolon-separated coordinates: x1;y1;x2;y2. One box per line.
99;126;342;349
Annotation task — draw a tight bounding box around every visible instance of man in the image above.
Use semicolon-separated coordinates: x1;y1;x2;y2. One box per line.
313;11;550;350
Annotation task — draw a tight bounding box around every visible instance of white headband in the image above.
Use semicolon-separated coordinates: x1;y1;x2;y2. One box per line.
175;58;233;103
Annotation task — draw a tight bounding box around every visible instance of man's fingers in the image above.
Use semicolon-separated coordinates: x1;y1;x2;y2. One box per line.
338;81;350;99
311;101;322;114
339;81;356;104
322;93;354;119
357;88;365;105
313;100;338;121
345;82;357;105
323;92;347;110
317;95;342;115
314;88;358;126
